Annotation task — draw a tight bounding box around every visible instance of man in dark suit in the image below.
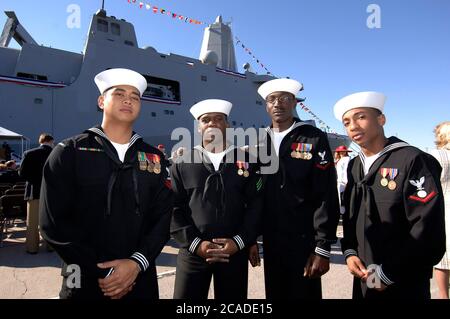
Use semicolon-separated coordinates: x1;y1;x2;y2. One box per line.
19;133;54;253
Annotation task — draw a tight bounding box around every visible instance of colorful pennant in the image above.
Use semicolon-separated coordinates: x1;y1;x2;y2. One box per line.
235;36;273;75
299;102;338;134
127;0;207;25
126;1;337;135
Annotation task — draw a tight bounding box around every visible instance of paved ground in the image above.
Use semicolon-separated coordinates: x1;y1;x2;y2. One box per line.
0;220;442;299
157;239;353;299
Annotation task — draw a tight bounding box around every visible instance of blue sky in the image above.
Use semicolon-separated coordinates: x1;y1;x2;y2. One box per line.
1;0;449;150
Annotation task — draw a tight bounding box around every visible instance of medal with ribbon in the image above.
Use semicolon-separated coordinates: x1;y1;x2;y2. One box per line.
243;162;249;177
291;143;312;160
236;161;249;177
145;153;154;172
380;168;389;187
291;143;300;159
146;153;161;174
237;161;244;175
302;143;313;160
138;152;147;171
388;168;398;190
145;153;161;174
153;154;161;174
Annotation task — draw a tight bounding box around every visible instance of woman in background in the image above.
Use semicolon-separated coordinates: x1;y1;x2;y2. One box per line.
430;121;450;299
334;145;352;215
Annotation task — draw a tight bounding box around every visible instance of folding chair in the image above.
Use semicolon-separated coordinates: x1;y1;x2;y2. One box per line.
5;188;25;195
0;194;26;245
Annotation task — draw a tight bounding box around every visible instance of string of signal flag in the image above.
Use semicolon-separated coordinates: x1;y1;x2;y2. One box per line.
127;0;276;77
127;0;275;76
127;0;208;25
234;36;338;134
299;102;337;134
235;36;274;76
126;1;338;135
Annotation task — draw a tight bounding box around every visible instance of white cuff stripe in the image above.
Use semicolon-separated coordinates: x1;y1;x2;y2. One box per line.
233;235;245;250
131;255;146;271
131;254;147;271
315;247;331;258
133;252;149;269
344;249;358;258
189;237;201;253
131;252;149;271
377;265;394;286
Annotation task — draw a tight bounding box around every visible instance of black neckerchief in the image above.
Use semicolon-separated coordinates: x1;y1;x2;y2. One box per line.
86;126;142;217
348;136;411;219
193;145;236;220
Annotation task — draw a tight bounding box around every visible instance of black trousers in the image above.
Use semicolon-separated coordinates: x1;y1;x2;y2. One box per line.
263;238;322;299
173;248;249;299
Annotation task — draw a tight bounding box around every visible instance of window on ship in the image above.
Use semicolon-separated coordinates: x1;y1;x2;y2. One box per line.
17;72;48;81
142;75;181;102
111;23;120;36
97;19;108;32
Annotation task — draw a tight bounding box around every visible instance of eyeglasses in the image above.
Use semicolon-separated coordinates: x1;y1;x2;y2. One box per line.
266;94;293;104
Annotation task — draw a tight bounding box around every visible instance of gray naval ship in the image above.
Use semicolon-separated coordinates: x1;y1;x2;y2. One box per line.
0;7;350;151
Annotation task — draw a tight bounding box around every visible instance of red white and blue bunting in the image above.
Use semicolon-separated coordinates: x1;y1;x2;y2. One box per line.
124;0;337;133
127;0;208;25
235;36;273;76
299;102;337;134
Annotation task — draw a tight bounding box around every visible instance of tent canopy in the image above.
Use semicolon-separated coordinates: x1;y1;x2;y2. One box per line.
0;126;24;140
0;127;30;161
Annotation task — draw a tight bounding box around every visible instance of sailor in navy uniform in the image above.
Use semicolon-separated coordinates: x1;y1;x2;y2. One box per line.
40;68;173;299
334;91;446;299
256;78;340;299
170;99;263;299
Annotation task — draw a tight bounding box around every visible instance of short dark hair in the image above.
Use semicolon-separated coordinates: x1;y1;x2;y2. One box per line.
39;133;54;144
372;108;382;116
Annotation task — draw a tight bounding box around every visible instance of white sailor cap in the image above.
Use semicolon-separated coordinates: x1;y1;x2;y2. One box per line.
190;99;233;119
94;68;148;97
334;91;386;121
257;78;303;100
